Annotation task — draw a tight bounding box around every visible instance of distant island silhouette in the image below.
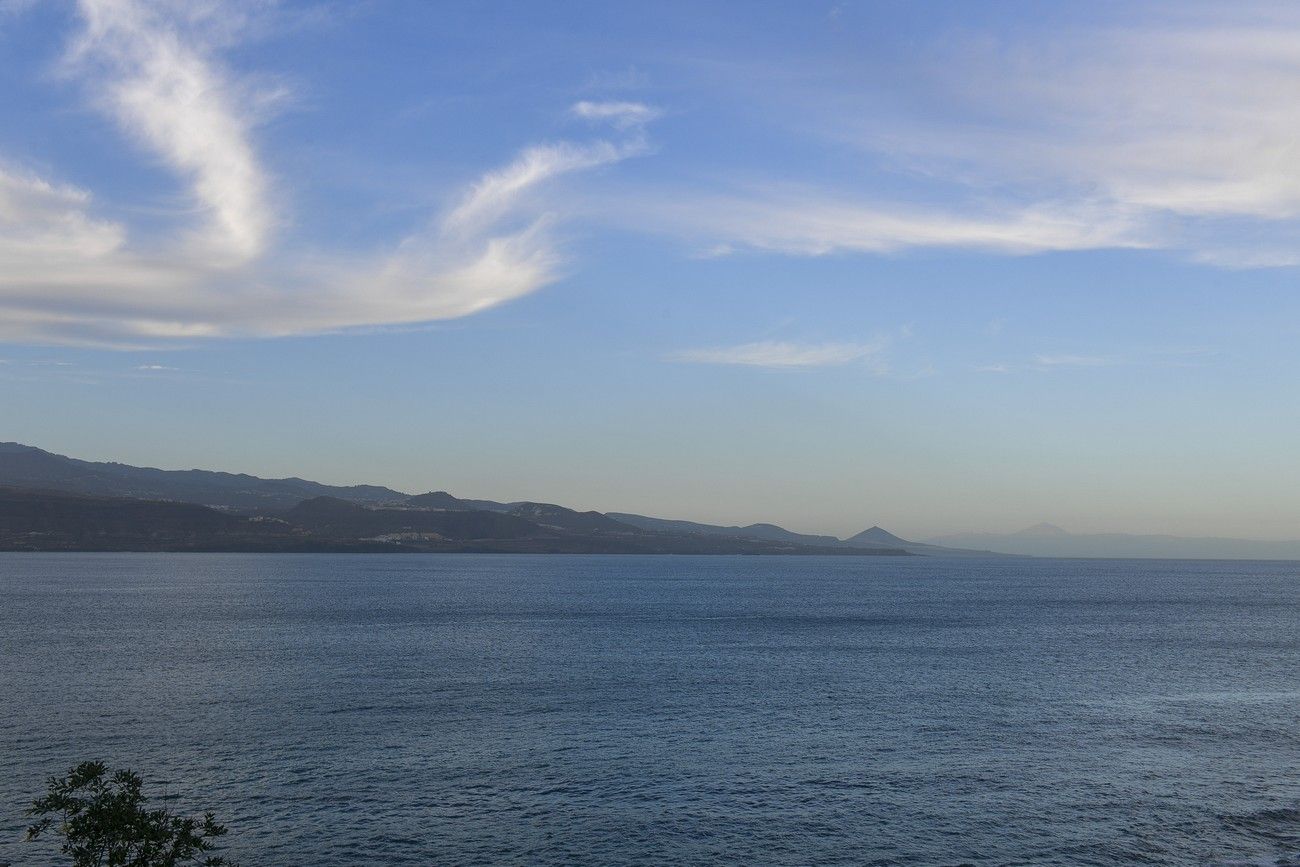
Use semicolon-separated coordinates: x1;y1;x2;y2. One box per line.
0;443;955;555
4;443;1293;558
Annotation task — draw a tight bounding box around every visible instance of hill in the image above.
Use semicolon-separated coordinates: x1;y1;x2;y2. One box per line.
0;486;911;556
403;491;512;512
0;487;314;551
614;513;1005;557
0;442;404;511
840;525;1008;557
506;503;639;533
607;513;845;547
285;497;553;540
843;526;911;547
0;442;941;556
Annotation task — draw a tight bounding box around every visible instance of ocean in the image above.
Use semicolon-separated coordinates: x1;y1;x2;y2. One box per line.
1;553;1297;865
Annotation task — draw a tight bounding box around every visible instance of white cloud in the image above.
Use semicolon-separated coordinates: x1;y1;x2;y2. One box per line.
994;26;1300;222
879;16;1300;261
646;9;1300;264
0;167;127;261
70;0;272;263
0;159;596;345
570;100;661;130
985;349;1208;373
445;139;643;234
672;340;888;369
650;192;1150;257
0;1;648;346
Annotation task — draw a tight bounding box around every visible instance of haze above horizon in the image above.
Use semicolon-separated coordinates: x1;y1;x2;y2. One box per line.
2;1;1298;541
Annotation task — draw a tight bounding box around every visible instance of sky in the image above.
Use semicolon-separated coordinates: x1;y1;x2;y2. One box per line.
2;0;1300;540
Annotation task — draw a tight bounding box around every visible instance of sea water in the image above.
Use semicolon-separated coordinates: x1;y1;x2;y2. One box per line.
1;553;1297;865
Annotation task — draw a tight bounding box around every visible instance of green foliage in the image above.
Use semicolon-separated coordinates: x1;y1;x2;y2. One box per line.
25;761;234;867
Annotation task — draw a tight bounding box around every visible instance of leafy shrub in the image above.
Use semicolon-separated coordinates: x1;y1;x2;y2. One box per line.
26;761;234;866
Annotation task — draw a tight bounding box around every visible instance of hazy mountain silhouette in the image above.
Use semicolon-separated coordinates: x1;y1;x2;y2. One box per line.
1013;522;1070;537
0;445;921;554
36;440;1294;557
20;439;1288;558
0;487;909;555
844;526;911;546
607;513;845;548
929;524;1300;559
610;514;1001;557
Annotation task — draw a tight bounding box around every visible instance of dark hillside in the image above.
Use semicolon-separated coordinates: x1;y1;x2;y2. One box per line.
0;443;405;511
0;487;304;551
285;497;553;540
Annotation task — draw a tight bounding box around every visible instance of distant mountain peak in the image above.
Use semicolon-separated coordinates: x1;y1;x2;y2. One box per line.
844;525;912;546
1015;522;1070;537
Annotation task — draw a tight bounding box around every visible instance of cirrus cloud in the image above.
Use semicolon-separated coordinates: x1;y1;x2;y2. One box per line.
672;339;889;369
616;6;1300;266
0;0;650;347
570;100;661;130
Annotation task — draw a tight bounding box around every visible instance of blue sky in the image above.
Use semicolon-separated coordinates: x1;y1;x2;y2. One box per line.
2;0;1299;539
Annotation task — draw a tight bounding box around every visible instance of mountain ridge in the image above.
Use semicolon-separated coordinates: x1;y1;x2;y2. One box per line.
0;442;405;511
0;486;913;556
0;441;978;556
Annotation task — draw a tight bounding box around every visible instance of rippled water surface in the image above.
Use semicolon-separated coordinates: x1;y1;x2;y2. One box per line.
1;554;1298;865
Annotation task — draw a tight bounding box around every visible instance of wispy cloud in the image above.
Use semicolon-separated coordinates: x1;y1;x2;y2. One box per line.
0;1;652;347
639;10;1300;265
648;192;1149;257
975;25;1300;224
444;138;643;234
69;0;273;263
570;100;661;130
982;346;1215;374
672;339;887;369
